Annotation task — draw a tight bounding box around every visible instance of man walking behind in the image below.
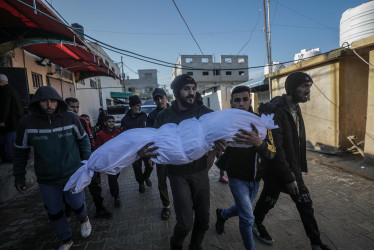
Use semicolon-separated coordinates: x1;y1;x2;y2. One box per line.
13;86;92;250
121;95;154;193
146;88;172;220
252;72;331;250
153;74;226;250
215;86;276;250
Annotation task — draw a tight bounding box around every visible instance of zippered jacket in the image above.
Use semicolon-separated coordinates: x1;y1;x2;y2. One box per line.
13;86;91;184
95;128;121;149
258;94;307;184
224;110;276;182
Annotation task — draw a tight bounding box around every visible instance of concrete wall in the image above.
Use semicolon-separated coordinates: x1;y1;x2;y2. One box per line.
364;49;374;162
125;69;158;99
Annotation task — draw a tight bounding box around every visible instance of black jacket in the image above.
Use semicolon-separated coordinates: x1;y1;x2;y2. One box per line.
259;94;307;184
223;111;276;182
120;111;147;131
154;101;213;175
0;84;23;133
146;103;170;127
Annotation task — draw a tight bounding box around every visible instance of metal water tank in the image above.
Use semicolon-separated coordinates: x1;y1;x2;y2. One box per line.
71;23;84;39
340;1;374;47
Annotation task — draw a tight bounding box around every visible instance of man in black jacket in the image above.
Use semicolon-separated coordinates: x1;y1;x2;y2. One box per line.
215;86;276;250
146;88;172;220
121;95;154;193
252;72;330;250
153;74;227;250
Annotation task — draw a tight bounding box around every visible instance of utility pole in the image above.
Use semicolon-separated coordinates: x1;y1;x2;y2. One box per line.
263;0;272;99
121;56;125;92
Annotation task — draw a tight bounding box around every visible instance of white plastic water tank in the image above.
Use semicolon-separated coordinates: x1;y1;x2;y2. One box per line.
340;1;374;47
293;48;321;63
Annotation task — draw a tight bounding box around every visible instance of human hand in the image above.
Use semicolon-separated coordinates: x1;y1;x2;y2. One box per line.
213;139;227;154
233;124;263;147
137;142;159;158
15;180;26;192
286;180;299;195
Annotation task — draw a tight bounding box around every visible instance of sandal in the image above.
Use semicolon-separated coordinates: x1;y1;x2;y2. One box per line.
161;207;170;220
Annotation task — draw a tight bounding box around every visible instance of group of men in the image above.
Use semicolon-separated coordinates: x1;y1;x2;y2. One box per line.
9;71;331;250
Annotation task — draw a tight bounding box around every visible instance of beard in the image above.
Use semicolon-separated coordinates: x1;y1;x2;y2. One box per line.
179;95;195;110
291;91;308;103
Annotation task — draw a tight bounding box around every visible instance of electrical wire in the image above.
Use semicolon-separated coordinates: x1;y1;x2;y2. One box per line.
237;9;262;55
172;0;204;55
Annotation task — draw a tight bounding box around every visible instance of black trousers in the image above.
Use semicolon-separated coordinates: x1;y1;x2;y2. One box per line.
88;172;120;208
156;164;170;207
253;174;322;245
169;168;210;250
132;158;154;185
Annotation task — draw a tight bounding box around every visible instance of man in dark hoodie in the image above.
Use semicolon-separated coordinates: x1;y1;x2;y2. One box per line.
252;72;331;250
13;86;92;250
146;88;172;220
215;86;276;250
121;95;154;193
153;74;227;250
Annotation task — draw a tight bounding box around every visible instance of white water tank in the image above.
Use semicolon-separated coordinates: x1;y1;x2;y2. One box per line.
293;48;321;63
340;1;374;47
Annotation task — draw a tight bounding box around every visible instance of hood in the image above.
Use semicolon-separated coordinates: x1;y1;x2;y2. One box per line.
28;86;67;115
258;95;284;115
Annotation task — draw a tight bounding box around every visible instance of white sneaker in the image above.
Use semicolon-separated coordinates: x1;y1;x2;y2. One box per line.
58;240;73;250
81;217;92;238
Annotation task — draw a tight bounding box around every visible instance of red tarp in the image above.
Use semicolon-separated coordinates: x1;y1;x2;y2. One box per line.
0;0;117;81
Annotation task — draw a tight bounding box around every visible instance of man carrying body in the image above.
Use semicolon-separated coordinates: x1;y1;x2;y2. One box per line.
215;86;276;250
65;97;112;219
13;86;91;250
121;95;154;193
153;74;226;250
146;88;171;220
252;72;330;250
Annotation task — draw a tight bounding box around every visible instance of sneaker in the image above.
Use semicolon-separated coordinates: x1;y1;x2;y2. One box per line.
145;178;152;187
161;207;170;220
139;184;145;193
95;206;112;219
114;196;121;207
215;208;226;234
219;176;229;184
311;243;332;250
252;222;274;245
58;240;73;250
80;217;92;238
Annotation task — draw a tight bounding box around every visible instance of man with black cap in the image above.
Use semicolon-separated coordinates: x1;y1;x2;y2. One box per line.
252;72;331;250
146;88;172;220
153;74;227;250
121;95;154;193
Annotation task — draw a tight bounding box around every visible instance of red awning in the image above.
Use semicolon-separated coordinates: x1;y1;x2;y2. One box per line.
0;0;118;81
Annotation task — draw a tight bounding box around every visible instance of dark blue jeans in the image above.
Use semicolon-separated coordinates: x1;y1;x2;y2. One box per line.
0;131;16;161
39;183;87;242
221;179;260;250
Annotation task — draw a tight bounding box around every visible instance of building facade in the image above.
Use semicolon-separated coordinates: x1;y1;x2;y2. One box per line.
125;69;158;100
172;55;249;111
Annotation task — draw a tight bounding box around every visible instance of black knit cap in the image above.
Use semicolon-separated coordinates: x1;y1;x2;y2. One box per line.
285;72;313;94
171;74;197;96
129;95;141;107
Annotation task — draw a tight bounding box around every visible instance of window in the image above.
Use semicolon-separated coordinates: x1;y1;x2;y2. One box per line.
226;71;232;75
106;99;112;106
213;87;217;92
202;71;209;76
224;58;232;63
105;60;109;66
201;58;209;63
186;72;193;76
128;87;135;93
207;97;210;107
239;71;245;76
185;58;193;63
238;58;245;63
111;67;115;72
32;72;43;88
145;73;152;79
90;79;97;88
213;70;220;76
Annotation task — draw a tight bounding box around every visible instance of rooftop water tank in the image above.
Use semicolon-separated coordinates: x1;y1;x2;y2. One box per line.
293;48;321;63
71;23;84;39
340;1;374;47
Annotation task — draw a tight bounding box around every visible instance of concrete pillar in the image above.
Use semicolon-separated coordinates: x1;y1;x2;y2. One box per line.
364;49;374;163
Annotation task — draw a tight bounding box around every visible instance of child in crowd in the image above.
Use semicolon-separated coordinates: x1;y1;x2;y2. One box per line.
95;116;122;207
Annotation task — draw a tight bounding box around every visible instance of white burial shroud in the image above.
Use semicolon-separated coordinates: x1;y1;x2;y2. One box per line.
64;109;278;193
